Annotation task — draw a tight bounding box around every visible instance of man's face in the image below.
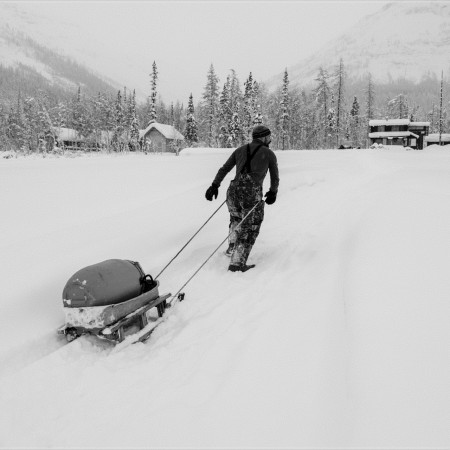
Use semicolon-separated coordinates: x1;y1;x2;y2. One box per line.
265;135;272;146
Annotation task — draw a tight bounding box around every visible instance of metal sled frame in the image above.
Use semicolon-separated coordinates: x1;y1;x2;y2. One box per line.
58;289;171;344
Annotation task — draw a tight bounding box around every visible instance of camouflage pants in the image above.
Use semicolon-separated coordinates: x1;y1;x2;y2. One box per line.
226;173;264;266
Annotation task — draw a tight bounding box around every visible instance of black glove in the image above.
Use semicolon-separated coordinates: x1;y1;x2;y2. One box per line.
264;190;277;205
205;183;219;201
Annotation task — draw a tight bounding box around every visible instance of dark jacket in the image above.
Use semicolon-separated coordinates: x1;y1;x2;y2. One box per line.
213;140;279;193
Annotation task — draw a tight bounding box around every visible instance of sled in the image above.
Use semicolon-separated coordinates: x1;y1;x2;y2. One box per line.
58;284;172;344
57;259;181;345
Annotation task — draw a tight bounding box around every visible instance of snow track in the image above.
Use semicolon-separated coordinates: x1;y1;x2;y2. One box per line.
0;149;449;448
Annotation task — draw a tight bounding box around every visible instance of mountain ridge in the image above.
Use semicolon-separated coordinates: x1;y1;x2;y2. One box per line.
0;14;119;105
266;1;450;90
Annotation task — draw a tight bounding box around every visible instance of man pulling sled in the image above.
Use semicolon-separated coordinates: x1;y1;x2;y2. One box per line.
205;125;280;272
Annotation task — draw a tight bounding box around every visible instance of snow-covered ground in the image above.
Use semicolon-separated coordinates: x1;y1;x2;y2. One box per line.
0;146;449;448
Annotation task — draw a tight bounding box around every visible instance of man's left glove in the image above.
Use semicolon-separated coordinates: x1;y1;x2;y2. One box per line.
264;190;277;205
205;183;219;201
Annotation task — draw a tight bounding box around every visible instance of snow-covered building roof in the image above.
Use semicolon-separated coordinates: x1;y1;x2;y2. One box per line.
52;127;84;142
409;122;430;127
369;119;410;126
141;122;184;140
369;131;419;139
425;133;450;142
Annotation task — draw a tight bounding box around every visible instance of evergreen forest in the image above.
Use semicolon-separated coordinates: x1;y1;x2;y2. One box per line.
0;59;449;154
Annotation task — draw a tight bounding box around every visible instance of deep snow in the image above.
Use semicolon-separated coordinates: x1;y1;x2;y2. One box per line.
0;147;449;448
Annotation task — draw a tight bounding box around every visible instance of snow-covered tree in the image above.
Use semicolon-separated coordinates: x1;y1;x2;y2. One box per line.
349;96;361;147
170;102;175;126
148;61;158;125
313;67;331;148
243;72;258;140
333;58;346;147
230;103;244;146
386;93;409;119
218;76;232;147
112;90;124;151
427;103;439;133
439;70;444;144
279;68;290;150
252;81;263;125
365;73;375;120
185;93;198;146
129;90;140;151
364;73;375;147
201;64;220;146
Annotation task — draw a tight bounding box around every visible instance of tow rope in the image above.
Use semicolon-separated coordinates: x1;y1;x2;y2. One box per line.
154;199;227;280
168;199;264;305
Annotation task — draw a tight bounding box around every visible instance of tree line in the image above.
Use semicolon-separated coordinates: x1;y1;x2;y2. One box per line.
0;59;448;153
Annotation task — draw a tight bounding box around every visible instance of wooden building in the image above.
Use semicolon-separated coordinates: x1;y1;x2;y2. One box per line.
424;133;450;147
408;122;430;149
368;119;430;149
52;127;85;150
140;122;184;153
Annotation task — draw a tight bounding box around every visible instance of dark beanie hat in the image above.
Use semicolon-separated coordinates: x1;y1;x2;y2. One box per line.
252;125;271;139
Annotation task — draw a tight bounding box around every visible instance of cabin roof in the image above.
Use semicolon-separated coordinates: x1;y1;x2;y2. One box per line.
141;122;184;140
52;127;84;142
369;131;419;139
369;119;410;126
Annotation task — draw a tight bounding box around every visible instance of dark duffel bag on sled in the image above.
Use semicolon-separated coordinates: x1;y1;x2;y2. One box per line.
62;259;156;308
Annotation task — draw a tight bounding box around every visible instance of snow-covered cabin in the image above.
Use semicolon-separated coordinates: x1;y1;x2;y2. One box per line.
368;119;430;149
424;133;450;147
52;127;85;150
140;122;184;152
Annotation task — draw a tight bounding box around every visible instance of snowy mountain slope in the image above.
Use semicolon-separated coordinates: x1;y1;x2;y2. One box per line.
0;4;119;98
267;1;450;89
0;2;144;100
0;148;449;448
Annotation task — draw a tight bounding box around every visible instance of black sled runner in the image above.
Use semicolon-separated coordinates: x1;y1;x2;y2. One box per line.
57;259;176;345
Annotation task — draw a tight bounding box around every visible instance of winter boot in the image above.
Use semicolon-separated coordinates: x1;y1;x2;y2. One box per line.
225;243;235;257
228;264;255;273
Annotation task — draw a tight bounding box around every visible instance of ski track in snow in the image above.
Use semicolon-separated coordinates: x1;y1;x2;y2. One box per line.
0;148;449;448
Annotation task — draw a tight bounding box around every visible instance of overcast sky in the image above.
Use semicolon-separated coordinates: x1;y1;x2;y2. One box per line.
9;1;389;103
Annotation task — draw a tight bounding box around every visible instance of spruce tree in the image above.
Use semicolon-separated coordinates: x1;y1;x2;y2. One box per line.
88;94;102;149
130;90;140;151
170;102;175;126
219;76;232;146
37;103;54;152
350;96;360;147
112;90;124;151
230;103;244;146
8;92;26;151
365;73;375;147
148;61;158;125
202;64;220;146
279;68;290;150
185;93;198;146
334;58;345;147
243;72;254;140
226;70;244;146
327;92;337;148
252;81;263;125
313;67;331;147
71;86;84;137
